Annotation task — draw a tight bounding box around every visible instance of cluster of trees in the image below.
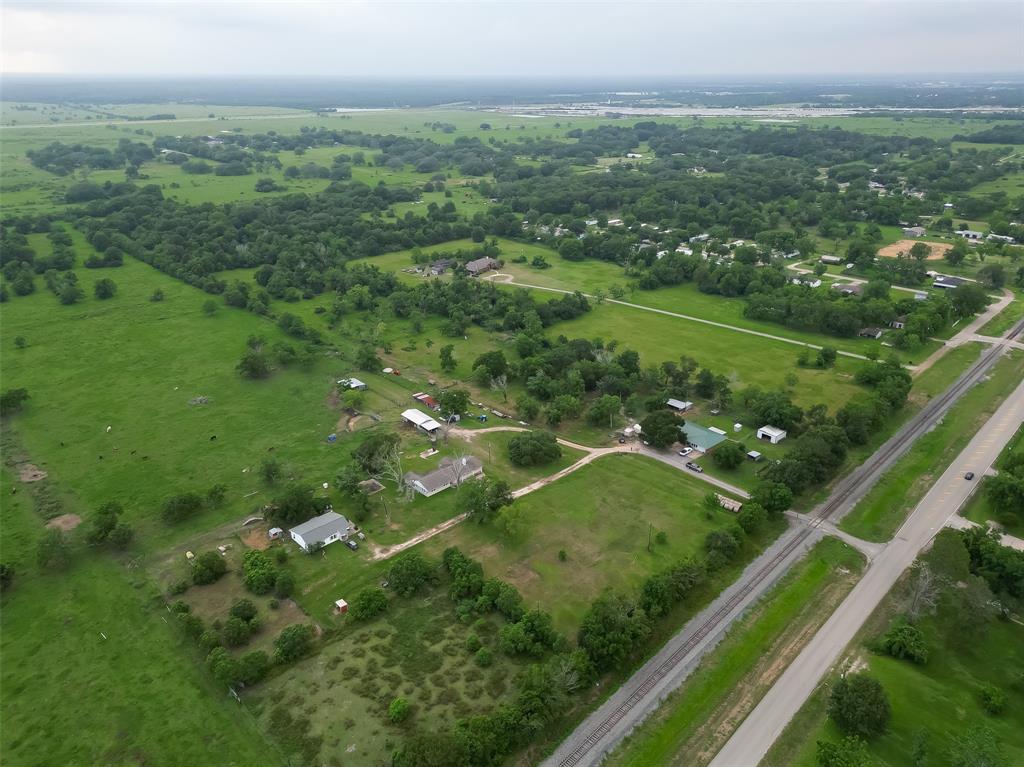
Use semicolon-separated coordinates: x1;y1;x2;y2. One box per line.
242;549;293;598
84;500;133;550
27;139;154;175
161;483;227;525
506;430;561;466
985;440;1024;529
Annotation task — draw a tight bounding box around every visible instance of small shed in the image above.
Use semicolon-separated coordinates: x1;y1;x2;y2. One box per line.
666;398;693;412
757;425;788;444
334;599;349;615
268;527;283;540
858;327;884;340
733;423;743;433
337;377;367;390
747;450;763;462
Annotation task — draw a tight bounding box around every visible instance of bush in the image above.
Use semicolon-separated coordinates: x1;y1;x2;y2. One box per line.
387;552;436;597
161;492;204;525
191;551;227;585
229;599;258;622
274;572;294;599
388;697;411;723
273;624;314;664
223;617;252;647
349;587;389;620
979;684;1006;715
474;647;493;667
507;431;562;466
93;278;117;299
239;651;271;685
242;550;277;595
880;620;928;664
711;440;746;470
465;634;482;653
828;673;890;738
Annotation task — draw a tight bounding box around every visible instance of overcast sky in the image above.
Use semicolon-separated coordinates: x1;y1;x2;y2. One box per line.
2;1;1022;78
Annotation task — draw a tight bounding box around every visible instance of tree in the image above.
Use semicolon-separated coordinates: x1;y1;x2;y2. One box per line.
737;502;768;534
192;551;228;585
353;431;401;474
457;477;513;524
202;299;218;316
349;587;389;620
828;673;890;738
238;650;270;685
389;697;411;723
388;552;436;597
237;349;270;379
641;410;680;449
473;350;508;381
816;736;868;767
578;592;650;669
438;388;469;418
37;528;71;570
85;500;133;549
274;571;294;598
206;647;243;686
712;440;746;470
242;550;277;594
909;241;932;261
223;616;253;647
230;599;259;622
516;395;540;421
587;394;621;427
93;278;117;299
507;431;562;466
752;482;793;514
948;726;1005;767
59;282;85;305
0;388;30;415
439;344;456;372
356;343;379;370
273;624;314;663
950;283;989;317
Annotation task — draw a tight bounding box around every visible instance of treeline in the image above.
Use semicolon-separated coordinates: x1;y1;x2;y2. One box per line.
27;139;154;175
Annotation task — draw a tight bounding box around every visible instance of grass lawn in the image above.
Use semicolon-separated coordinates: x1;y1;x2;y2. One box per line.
980;294;1024;337
422;453;743;634
553;301;865;411
0;468;277;766
762;567;1024;767
607;537;865;767
840;349;1024;542
961;424;1024;537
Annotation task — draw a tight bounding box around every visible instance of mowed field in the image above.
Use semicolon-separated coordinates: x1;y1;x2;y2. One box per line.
424;454;748;633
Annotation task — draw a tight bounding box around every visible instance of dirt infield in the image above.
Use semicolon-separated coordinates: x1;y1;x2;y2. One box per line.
877;239;951;261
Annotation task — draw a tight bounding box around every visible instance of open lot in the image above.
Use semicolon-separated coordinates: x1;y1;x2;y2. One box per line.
877;238;952;260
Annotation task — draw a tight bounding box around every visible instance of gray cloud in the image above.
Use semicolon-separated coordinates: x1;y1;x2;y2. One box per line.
2;1;1022;76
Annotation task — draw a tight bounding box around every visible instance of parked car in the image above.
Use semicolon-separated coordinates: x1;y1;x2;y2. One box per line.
678;447;693;457
345;539;359;551
618;437;626;444
964;471;975;480
686;461;703;473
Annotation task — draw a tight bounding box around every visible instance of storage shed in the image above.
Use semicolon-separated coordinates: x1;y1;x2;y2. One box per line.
756;425;788;444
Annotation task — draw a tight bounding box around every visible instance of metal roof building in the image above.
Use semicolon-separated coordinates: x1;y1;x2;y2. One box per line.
680;422;728;453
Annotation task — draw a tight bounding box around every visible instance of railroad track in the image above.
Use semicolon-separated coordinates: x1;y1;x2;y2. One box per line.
554;320;1023;767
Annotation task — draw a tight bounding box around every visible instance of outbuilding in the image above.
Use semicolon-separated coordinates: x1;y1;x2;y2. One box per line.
747;450;763;462
401;408;442;435
268;527;283;540
337;377;367;390
933;275;967;290
757;425;788;444
954;230;983;241
820;255;843;265
681;422;728;453
334;599;349;615
289;511;355;553
859;327;884;340
901;226;926;237
666;398;693;412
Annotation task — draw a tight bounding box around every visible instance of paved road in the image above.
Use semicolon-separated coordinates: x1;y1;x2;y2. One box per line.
545;320;1023;767
709;377;1024;767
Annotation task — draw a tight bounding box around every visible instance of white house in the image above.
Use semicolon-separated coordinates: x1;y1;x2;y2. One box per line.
757;425;788;444
401;408;441;435
289;511;355;552
404;456;484;497
954;230;984;241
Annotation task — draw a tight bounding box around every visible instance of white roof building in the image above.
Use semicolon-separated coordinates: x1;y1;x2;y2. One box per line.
756;425;788;444
666;398;693;412
401;409;441;434
289;511;355;552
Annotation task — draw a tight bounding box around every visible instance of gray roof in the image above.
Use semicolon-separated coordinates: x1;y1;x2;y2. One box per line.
465;257;498;274
289;511;352;545
405;456;483;494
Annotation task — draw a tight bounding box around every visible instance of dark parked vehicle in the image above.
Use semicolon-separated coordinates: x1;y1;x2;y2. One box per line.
686;461;703;473
964;471;975;480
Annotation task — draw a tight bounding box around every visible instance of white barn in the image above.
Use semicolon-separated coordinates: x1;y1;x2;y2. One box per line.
756;425;788;444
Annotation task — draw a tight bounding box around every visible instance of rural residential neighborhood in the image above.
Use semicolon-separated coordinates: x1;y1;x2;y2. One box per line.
1;3;1024;767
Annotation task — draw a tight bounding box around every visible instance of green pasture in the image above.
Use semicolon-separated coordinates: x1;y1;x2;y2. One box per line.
0;468;276;766
423;454;744;634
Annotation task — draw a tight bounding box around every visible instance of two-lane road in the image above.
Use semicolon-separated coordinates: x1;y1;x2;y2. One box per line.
709;377;1024;767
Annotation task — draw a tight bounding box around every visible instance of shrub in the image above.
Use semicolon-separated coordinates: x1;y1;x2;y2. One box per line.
980;684;1006;715
274;572;294;599
191;551;227;585
388;697;411;723
465;634;482;653
507;431;562;466
880;620;928;664
242;550;277;595
349;587;389;620
388;552;436;597
828;673;890;738
230;599;258;622
474;647;493;667
223;616;253;647
273;624;314;664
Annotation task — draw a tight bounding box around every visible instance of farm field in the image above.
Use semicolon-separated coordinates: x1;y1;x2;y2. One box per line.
0;468;276;766
607;536;864;767
840;349;1024;542
761;553;1024;767
424;454;746;633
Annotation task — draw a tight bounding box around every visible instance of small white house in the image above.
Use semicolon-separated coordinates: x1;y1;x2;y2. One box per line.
757;425;788;445
289;511;355;553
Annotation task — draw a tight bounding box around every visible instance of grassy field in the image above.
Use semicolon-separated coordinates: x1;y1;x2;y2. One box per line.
840;349;1024;541
424;454;742;633
961;424;1024;537
762;565;1024;767
980;294;1024;337
0;467;277;766
607;537;864;767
